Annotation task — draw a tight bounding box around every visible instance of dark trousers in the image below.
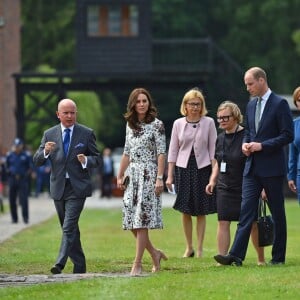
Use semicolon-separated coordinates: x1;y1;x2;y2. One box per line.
54;181;86;273
8;176;29;222
101;174;113;197
230;174;286;262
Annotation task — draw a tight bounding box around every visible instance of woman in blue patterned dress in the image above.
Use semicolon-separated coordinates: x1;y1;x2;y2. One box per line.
288;86;300;202
117;88;168;276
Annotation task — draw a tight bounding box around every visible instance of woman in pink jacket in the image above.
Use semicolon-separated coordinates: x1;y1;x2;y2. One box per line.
166;88;217;258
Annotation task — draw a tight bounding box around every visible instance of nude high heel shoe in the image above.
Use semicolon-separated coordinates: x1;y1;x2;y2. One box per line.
182;249;195;258
130;261;142;276
152;249;168;273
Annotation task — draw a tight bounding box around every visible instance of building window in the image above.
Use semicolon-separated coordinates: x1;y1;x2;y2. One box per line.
87;4;139;37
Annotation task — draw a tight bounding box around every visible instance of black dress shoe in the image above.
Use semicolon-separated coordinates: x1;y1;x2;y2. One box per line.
214;254;242;266
268;260;285;266
51;265;62;274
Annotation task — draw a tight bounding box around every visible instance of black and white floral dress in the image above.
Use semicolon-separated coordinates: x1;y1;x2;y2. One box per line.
122;118;166;230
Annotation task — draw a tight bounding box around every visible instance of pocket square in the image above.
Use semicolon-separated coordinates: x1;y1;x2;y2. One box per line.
74;143;85;149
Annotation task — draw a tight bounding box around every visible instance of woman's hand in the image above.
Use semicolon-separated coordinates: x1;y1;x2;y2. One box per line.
117;176;125;190
155;178;164;196
288;180;297;193
165;176;173;193
260;189;268;201
205;182;215;195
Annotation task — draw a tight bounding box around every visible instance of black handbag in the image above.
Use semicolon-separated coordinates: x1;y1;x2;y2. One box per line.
257;198;275;247
122;175;130;188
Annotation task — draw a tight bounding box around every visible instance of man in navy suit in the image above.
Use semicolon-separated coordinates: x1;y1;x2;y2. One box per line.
214;67;294;266
33;99;101;274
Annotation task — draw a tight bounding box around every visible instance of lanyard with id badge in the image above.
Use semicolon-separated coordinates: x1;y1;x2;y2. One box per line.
220;125;239;173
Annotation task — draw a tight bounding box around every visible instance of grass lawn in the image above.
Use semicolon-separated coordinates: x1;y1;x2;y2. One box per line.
0;198;299;299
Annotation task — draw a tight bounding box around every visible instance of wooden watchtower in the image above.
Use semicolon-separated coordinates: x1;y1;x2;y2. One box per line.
14;0;245;147
76;0;152;74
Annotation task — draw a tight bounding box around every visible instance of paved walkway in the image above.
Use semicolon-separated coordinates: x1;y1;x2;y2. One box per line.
0;191;175;286
0;191;174;243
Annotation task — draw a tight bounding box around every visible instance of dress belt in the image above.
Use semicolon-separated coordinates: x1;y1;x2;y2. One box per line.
130;160;156;163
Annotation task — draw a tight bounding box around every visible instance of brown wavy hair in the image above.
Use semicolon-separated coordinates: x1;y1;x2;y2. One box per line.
124;88;157;130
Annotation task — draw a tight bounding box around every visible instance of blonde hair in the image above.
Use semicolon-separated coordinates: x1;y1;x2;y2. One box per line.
293;86;300;107
180;88;208;116
217;101;243;124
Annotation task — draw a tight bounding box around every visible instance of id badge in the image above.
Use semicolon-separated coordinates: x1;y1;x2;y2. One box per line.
220;161;227;173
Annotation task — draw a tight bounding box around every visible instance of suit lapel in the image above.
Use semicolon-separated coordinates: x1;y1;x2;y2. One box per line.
54;125;66;159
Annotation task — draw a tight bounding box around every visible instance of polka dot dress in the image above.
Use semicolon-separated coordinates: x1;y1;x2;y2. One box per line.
173;155;216;216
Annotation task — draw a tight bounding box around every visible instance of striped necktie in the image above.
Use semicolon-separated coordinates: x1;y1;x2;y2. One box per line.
255;97;262;131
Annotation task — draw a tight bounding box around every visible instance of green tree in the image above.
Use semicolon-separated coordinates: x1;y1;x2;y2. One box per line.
152;0;212;37
21;0;300;148
21;0;75;71
210;0;300;92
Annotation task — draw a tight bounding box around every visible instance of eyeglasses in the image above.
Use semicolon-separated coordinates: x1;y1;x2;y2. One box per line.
217;115;233;122
187;102;202;107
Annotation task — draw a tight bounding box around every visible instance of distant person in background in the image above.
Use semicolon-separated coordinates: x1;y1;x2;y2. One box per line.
166;88;217;258
288;86;300;203
100;147;114;198
117;88;167;276
35;159;51;198
6;138;33;223
206;101;265;265
0;146;7;212
0;146;8;198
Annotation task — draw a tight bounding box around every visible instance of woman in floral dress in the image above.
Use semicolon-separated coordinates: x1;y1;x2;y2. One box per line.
117;88;167;276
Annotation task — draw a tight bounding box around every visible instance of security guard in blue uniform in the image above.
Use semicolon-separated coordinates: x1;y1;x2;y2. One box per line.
6;138;32;223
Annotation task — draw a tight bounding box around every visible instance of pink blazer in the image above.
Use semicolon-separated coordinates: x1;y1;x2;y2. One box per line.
168;116;217;169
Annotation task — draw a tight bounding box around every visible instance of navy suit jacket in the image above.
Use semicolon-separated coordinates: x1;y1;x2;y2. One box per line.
33;123;100;200
243;92;294;177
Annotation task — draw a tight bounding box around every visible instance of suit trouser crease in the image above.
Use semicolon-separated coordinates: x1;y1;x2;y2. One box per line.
54;182;86;272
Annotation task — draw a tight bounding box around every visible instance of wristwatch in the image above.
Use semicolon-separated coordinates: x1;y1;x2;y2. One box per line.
157;175;163;180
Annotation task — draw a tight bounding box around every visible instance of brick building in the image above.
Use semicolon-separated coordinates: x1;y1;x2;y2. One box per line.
0;0;21;153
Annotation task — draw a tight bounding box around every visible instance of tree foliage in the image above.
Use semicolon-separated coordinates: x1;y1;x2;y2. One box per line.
21;0;300;90
21;0;300;147
21;0;75;71
209;0;300;93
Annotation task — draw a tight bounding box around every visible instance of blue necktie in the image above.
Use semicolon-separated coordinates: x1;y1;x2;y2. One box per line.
63;128;71;155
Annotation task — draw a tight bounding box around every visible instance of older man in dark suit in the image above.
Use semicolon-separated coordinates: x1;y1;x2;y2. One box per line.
214;67;294;266
33;98;101;274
